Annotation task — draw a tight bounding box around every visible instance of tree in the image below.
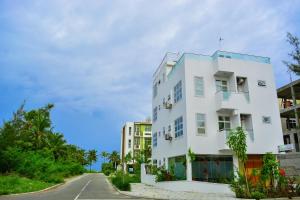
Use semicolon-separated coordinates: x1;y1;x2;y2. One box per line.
261;153;279;188
101;151;110;163
283;32;300;75
87;150;97;172
46;132;66;161
109;151;120;169
227;127;250;196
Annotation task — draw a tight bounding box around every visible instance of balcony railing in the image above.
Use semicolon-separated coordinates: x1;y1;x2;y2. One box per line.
216;91;250;111
218;128;254;151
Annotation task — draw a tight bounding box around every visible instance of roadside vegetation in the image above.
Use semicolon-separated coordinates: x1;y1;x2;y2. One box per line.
0;103;97;195
101;147;151;191
228;127;300;199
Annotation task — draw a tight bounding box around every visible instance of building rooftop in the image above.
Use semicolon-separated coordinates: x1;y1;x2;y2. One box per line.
277;79;300;99
154;50;271;78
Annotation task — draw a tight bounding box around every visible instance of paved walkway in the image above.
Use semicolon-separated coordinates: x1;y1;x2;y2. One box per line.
120;183;300;200
0;173;145;200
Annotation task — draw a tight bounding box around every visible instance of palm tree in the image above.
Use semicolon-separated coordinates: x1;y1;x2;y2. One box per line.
283;32;300;76
101;151;110;163
47;132;66;160
109;151;120;170
87;149;97;172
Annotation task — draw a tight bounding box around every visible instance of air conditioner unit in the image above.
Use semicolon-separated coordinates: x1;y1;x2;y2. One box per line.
163;101;172;109
165;133;172;141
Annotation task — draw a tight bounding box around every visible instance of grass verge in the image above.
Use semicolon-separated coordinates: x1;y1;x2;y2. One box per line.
0;175;55;195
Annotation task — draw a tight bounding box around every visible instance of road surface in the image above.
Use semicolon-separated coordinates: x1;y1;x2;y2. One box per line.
0;173;147;200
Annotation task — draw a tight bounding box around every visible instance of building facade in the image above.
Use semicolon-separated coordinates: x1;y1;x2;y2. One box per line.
152;51;284;182
277;79;300;153
120;122;152;171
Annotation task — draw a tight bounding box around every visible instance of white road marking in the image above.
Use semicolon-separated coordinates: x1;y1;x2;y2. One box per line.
74;179;92;200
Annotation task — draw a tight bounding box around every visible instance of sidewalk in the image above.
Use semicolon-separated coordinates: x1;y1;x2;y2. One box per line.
119;183;238;200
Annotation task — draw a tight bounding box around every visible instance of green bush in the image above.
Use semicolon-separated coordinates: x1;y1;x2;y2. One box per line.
111;171;131;191
0;175;54;195
2;148;84;183
101;162;115;176
251;191;266;200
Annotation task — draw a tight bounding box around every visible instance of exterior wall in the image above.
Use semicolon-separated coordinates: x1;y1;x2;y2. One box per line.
120;122;152;165
184;53;283;155
278;153;300;176
152;55;187;168
152;51;284;181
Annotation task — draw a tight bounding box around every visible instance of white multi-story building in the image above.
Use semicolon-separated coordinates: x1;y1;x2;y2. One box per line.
152;51;284;182
120;122;152;171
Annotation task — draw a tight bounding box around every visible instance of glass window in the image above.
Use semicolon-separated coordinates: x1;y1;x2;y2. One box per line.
153;107;157;122
153;82;158;98
174;81;182;103
196;113;205;135
218;116;231;131
216;80;228;92
128;139;131;148
194;77;204;96
175;116;183;138
153;132;157;147
129;127;132;135
145;125;151;132
287;119;296;129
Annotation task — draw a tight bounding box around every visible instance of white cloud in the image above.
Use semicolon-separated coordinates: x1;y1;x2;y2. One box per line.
0;0;299;119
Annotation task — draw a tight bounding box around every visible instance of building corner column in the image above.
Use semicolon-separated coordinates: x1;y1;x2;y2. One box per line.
186;154;192;181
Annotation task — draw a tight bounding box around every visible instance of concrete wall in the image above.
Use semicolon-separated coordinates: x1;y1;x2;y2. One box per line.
278;153;300;176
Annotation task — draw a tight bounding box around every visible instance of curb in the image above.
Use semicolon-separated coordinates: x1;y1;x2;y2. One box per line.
105;177;162;200
1;174;87;196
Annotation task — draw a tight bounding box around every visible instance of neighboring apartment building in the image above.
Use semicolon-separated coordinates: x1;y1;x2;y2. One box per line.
120;122;152;171
152;51;284;182
277;79;300;153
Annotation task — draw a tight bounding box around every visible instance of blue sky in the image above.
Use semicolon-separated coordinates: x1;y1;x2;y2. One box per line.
0;0;300;170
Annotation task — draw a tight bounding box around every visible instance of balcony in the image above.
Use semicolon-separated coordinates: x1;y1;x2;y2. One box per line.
213;51;270;76
216;91;250;112
218;129;254;151
218;130;230;151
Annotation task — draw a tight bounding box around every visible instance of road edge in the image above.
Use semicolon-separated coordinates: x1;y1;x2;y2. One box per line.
104;175;161;200
1;173;88;196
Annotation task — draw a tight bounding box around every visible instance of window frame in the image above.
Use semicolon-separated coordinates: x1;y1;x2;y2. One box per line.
196;113;206;135
174;80;183;103
218;115;231;131
194;76;204;97
174;116;184;138
153;132;157;147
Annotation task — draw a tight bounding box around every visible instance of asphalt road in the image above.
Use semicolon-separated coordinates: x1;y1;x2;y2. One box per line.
0;173;146;200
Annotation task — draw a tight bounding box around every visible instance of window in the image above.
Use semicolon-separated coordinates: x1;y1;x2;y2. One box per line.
196;113;206;135
257;80;266;87
194;77;204;96
218;116;231;131
262;116;271;124
145;138;151;147
174;81;182;103
215;80;228;92
134;138;140;145
128;139;131;148
168;125;171;132
287;119;297;129
153;159;157;166
175;116;183;138
163;127;165;135
145;125;151;132
153;132;157;147
153;107;157;122
129;127;132;135
153;82;158;98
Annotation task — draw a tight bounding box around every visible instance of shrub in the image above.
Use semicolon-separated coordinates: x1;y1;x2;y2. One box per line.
155;167;175;182
111;171;131;191
102;162;114;176
251;191;266;200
